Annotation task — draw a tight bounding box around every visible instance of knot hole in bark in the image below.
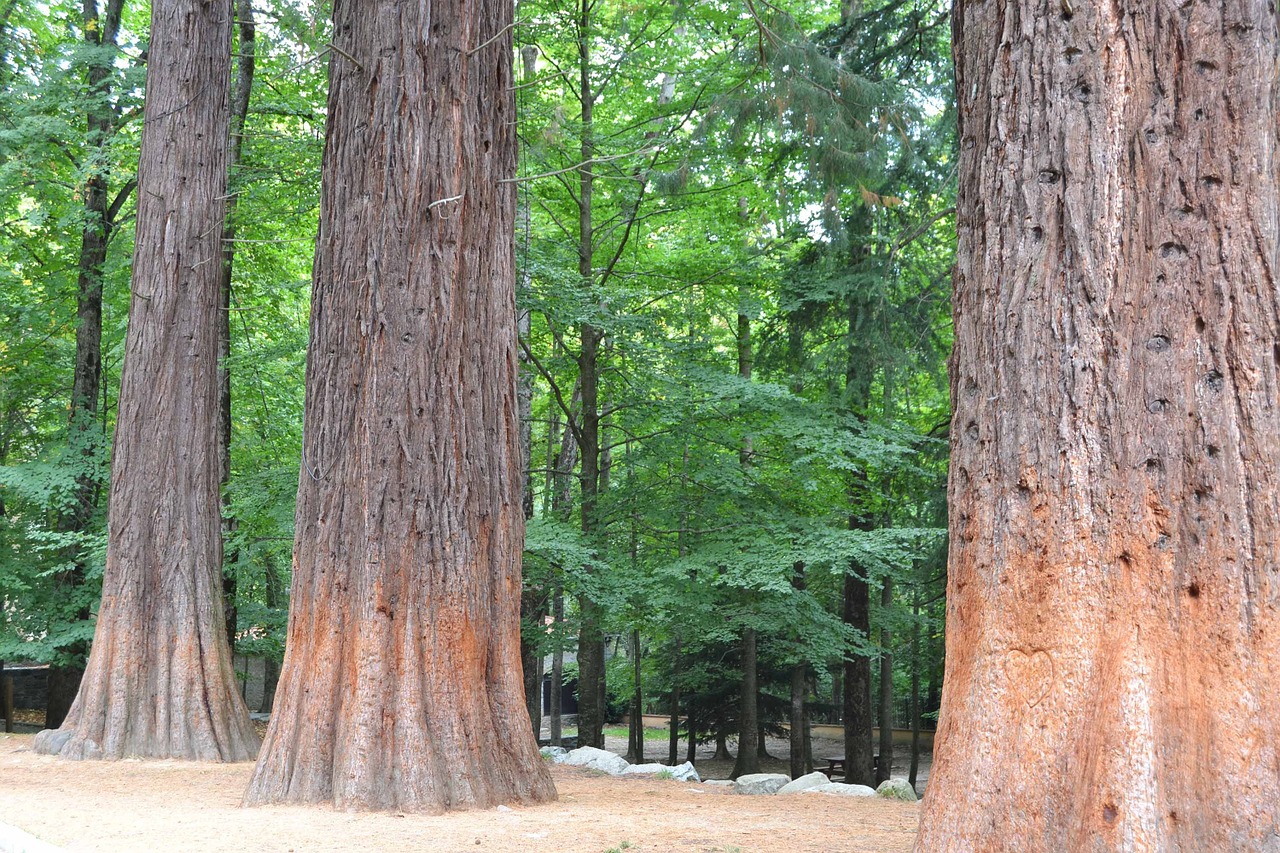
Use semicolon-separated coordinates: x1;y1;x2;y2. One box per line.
1186;582;1202;598
1159;242;1188;260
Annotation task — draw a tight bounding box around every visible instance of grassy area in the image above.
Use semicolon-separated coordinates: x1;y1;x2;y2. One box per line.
559;726;672;743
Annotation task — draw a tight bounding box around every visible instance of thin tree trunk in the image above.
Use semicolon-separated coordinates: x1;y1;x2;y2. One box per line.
667;635;681;766
627;629;643;763
46;0;130;732
789;663;806;779
516;304;544;737
730;628;760;779
829;663;841;725
908;581;921;790
917;2;1280;848
218;0;256;656
550;587;564;747
35;0;257;761
258;551;283;714
571;0;607;753
789;560;807;779
842;565;874;786
244;0;554;809
876;576;894;784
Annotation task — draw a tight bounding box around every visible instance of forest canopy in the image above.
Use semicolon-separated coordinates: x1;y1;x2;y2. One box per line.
0;0;955;774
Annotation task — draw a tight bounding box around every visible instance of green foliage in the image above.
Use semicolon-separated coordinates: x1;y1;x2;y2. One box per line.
0;0;953;745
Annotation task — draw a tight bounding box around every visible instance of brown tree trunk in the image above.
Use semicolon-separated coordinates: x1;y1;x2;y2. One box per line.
876;576;893;785
219;0;255;657
917;3;1280;849
667;635;681;766
258;551;282;715
789;663;806;780
908;582;921;790
842;566;874;786
627;629;643;763
571;0;607;752
789;561;807;780
46;0;131;732
34;0;257;762
550;587;564;746
729;627;760;779
243;0;555;811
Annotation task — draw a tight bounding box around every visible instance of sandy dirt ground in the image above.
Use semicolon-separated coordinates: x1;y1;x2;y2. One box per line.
0;733;919;853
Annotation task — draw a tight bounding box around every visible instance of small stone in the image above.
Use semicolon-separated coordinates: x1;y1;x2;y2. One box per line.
876;778;919;801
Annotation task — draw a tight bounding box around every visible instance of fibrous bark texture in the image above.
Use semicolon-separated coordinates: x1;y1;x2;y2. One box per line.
33;0;258;762
243;0;555;812
918;2;1280;849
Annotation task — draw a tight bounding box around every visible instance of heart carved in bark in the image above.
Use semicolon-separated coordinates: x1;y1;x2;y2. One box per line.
1004;648;1054;708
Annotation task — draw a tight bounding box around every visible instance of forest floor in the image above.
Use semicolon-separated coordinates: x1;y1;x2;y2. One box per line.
0;731;922;853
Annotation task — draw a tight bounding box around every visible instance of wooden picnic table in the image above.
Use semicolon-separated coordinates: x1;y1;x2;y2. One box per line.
820;755;881;781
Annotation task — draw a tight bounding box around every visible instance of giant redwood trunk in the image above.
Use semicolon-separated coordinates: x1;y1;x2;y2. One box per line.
917;2;1280;849
33;0;258;761
243;0;555;811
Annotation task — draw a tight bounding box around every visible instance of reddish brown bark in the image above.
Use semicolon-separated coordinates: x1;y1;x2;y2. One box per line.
34;0;258;761
918;2;1280;848
242;0;555;811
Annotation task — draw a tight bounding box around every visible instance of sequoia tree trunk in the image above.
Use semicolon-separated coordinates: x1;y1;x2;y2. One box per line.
917;2;1280;849
33;0;258;762
243;0;555;811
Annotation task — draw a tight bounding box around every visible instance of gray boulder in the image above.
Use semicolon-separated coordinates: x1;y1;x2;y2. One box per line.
622;762;669;776
668;761;701;782
560;746;630;776
620;761;701;782
701;779;734;788
803;782;877;797
876;778;919;801
540;746;568;760
777;771;833;794
733;773;791;795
